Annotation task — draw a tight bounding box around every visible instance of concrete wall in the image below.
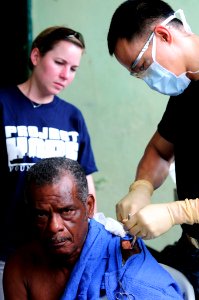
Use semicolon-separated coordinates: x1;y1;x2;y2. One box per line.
31;0;199;250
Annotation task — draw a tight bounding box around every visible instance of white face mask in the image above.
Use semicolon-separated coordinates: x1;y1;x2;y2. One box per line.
142;35;191;96
141;9;192;96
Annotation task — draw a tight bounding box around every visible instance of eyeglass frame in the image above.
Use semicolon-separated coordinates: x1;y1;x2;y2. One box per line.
129;9;189;76
130;31;154;75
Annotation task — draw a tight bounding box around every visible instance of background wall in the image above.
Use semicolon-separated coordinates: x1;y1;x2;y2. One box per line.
31;0;199;251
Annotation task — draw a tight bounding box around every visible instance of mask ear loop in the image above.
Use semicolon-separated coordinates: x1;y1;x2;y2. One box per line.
166;9;196;75
155;9;192;61
151;34;156;61
151;14;176;63
174;9;192;33
161;9;192;34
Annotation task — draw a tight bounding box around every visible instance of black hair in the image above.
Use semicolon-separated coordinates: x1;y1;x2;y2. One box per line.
107;0;176;55
25;157;88;204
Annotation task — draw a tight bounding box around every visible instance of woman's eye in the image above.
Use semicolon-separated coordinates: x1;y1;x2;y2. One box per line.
71;67;77;72
55;60;64;65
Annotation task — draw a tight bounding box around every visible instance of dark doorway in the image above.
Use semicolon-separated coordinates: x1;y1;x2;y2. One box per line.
0;0;32;87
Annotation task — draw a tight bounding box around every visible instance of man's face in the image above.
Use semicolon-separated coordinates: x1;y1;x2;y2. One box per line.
114;35;153;76
114;30;187;78
29;174;94;259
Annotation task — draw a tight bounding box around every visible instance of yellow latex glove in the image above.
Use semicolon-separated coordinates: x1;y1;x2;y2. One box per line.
124;198;199;240
116;179;154;222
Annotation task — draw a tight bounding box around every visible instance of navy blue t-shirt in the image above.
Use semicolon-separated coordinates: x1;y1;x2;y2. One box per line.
0;86;97;258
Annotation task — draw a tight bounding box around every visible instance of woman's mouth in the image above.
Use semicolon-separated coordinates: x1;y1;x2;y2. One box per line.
54;82;65;89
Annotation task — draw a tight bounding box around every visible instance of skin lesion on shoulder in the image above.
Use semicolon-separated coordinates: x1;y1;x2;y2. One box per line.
121;239;141;263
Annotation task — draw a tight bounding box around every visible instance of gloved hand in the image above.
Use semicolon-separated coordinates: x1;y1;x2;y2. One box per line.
124;198;199;239
116;179;154;222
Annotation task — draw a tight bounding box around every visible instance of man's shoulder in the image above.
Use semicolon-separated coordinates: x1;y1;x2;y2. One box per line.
5;241;43;271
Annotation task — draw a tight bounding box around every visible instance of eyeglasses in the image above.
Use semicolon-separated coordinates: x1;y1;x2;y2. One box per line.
130;32;154;76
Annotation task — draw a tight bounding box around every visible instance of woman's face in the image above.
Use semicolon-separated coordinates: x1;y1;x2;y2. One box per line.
30;40;83;96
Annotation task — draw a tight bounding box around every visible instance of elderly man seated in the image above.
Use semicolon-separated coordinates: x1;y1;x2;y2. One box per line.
3;157;183;300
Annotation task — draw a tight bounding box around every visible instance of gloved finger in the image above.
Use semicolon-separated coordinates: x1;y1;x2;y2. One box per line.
126;216;149;238
116;210;123;222
115;206;122;221
125;223;140;236
142;233;155;240
116;201;133;221
123;214;137;230
134;228;156;240
116;205;125;222
122;218;128;223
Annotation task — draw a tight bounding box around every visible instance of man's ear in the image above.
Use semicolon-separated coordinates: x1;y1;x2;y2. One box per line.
154;25;172;43
86;194;95;218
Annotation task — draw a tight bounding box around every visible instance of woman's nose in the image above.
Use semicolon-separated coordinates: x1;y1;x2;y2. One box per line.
60;66;70;80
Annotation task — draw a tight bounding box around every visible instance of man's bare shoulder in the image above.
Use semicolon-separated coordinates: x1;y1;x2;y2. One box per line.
3;241;70;300
8;241;42;263
4;241;44;279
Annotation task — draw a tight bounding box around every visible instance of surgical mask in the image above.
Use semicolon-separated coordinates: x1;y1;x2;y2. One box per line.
142;34;191;96
133;9;192;96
